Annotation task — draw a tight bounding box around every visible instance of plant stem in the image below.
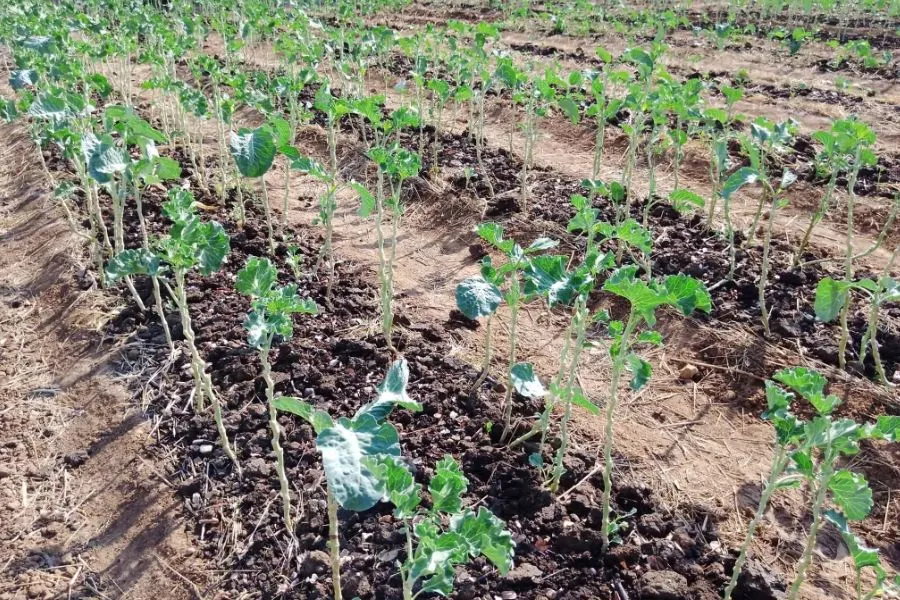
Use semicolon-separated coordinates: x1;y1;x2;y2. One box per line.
501;277;521;440
788;464;834;600
723;447;789;600
600;311;637;551
260;341;293;532
259;178;275;255
758;188;779;337
327;487;343;600
793;170;837;265
470;316;493;394
838;151;861;370
402;524;414;600
374;169;394;352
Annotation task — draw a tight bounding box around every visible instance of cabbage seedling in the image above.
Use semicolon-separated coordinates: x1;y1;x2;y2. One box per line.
599;266;711;549
474;221;558;437
273;360;421;600
823;511;900;600
814;266;899;385
455;274;502;393
230;124;277;252
236;256;318;531
722;118;798;337
105;188;239;472
370;455;515;599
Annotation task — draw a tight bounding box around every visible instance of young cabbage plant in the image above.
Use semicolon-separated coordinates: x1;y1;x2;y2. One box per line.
230;123;277;251
763;368;900;600
455;274;503;394
598;266;711;549
354;142;422;353
236;256;318;532
723;367;814;600
794;119;866;265
370;455;515;600
722;118;798;337
273;360;421;600
814;266;899;385
474;221;558;439
105;188;239;472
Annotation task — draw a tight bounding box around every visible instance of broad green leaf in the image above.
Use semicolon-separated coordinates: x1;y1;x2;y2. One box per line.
824;510;882;571
163;188;196;224
455;276;502;319
510;362;546;398
868;416;900;442
828;470;873;521
369;455;421;519
236;256;277;297
242;310;269;348
663;275;712;315
230;127;276;178
105;248;161;281
570;387;600;415
627;354;652;391
773;367;840;415
273;395;333;433
88;139;127;184
669;189;705;213
430;456;467;514
356;359;422;422
603;266;667;325
722;167;759;199
449;507;515;574
318;414;400;511
475;222;515;254
190;221;230;275
351;182;375;218
814;277;850;323
9;69;37;90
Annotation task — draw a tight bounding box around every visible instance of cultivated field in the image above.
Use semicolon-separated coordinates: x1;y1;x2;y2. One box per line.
0;0;898;599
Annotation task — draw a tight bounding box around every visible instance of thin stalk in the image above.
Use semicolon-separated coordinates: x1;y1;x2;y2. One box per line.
260;340;293;532
787;464;834;600
327;487;343;600
759;188;779;337
723;447;789;600
375;170;394;352
401;524;414;600
744;147;770;243
600;311;638;552
134;180;173;351
548;299;588;493
470;316;493;394
838;151;862;369
259;177;276;254
500;277;521;439
793;169;838;265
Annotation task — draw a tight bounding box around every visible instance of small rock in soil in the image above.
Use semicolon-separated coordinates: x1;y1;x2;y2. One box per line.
639;570;687;600
298;550;330;577
63;450;89;468
731;560;786;600
678;364;699;380
506;562;543;584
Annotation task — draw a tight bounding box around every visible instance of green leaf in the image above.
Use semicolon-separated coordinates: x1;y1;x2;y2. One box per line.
627;354;652;391
230;127;276;178
455;276;502;319
449;507;515;574
669;189;705;213
663;274;713;315
814;277;850;323
430;456;467;514
773;367;840;415
189;221;230;275
824;510;882;571
369;455;421;519
9;69;37;90
603;266;667;325
475;222;515;254
355;359;422;422
273;396;333;433
105;248;160;281
242;310;269;348
510;362;546;398
868;416;900;442
163;188;196;224
318;414;400;511
268;116;292;148
557;97;581;124
88;139;127;184
722;167;759;199
351;182;376;218
828;470;873;521
236;256;277;297
569;387;600;415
